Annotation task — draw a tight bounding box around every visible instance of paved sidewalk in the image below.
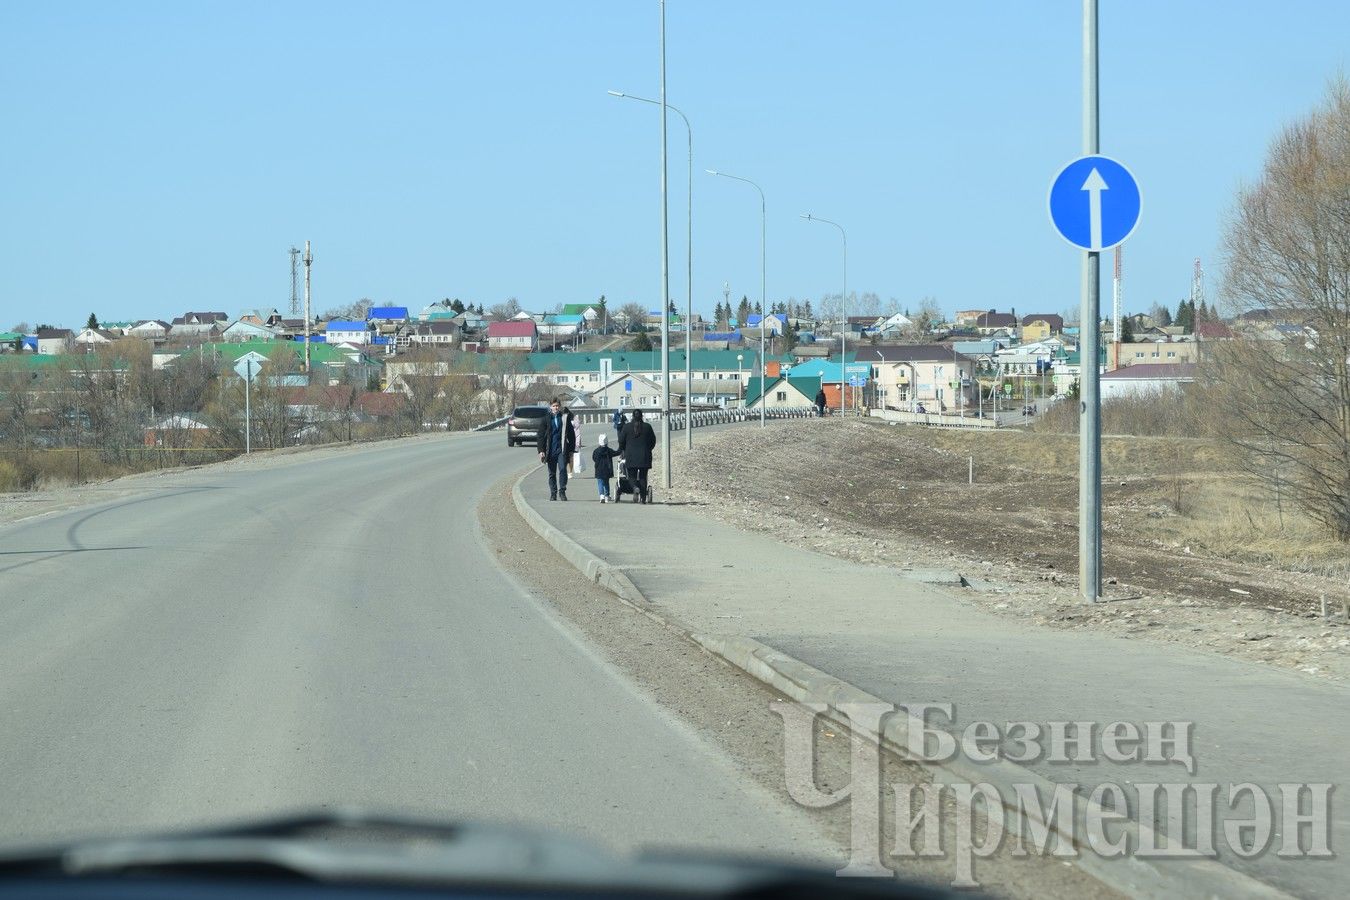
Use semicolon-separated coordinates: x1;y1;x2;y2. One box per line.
519;467;1345;899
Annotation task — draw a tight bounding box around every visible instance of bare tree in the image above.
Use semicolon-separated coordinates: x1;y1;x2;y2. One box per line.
1210;79;1350;540
489;297;523;320
619;302;647;331
897;297;943;341
855;291;882;318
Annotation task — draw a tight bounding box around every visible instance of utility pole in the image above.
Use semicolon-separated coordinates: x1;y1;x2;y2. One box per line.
303;241;313;375
289;247;301;317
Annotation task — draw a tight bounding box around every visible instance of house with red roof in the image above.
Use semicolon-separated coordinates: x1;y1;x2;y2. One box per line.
487;319;537;351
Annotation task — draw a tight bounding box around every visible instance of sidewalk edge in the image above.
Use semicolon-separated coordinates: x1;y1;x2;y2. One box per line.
510;469;1293;900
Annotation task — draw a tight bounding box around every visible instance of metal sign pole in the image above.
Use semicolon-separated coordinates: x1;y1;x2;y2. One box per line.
1079;0;1102;601
245;358;252;455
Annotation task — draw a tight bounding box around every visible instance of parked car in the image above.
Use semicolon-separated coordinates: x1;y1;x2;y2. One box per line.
506;405;549;447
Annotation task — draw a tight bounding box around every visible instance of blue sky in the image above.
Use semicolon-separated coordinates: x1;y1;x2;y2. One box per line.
2;1;1347;329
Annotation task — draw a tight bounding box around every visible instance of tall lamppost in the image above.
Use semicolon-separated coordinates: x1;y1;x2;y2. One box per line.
609;89;694;449
801;214;846;415
656;0;672;488
707;169;766;427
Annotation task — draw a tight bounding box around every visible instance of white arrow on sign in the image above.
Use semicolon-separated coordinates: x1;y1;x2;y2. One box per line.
1081;167;1108;251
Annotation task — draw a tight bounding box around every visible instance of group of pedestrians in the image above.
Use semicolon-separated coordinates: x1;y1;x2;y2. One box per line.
537;399;656;505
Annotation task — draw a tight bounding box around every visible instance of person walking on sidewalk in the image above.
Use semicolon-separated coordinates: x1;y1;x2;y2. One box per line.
617;408;657;504
612;408;626;441
815;387;827;417
538;397;576;501
591;433;620;503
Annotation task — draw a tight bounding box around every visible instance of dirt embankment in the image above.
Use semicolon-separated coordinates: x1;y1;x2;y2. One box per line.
665;419;1350;681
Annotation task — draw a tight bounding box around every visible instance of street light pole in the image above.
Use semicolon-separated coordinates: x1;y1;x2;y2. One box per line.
708;169;766;427
736;354;743;407
657;0;672;488
608;89;694;450
801;214;846;416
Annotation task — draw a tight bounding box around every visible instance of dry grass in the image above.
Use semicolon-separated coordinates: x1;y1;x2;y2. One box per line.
895;424;1348;577
0;448;240;492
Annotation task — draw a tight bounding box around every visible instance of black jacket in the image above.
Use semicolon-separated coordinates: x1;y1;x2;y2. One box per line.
538;410;576;459
591;445;619;479
617;420;657;469
815;389;827;406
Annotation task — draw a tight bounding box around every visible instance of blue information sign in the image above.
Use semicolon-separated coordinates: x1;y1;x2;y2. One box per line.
1047;156;1141;252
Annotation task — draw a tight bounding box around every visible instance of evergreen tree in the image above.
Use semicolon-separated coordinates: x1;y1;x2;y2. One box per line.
1119;315;1135;343
713;300;725;328
736;296;752;326
754;301;762;315
631;330;653;352
86;312;98;330
804;299;814;320
1175;299;1194;333
450;298;465;314
667;299;676;316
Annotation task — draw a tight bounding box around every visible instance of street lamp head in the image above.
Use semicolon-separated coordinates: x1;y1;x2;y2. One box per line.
800;213;813;221
607;90;625;98
705;169;719;176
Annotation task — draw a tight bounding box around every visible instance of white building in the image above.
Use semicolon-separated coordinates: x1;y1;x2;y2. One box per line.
324;321;369;345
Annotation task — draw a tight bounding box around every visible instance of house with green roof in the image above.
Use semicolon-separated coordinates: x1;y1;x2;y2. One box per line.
520;349;791;397
161;340;381;387
559;303;602;321
743;374;820;410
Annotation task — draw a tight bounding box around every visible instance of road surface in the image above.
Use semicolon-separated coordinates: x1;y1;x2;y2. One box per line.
0;433;832;862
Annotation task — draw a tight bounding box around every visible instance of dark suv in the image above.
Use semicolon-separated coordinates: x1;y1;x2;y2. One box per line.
506;405;549;447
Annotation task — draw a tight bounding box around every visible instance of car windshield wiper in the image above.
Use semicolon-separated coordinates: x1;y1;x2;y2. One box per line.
0;809;955;898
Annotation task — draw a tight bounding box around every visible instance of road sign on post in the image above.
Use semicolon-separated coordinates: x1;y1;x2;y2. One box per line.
1048;155;1141;252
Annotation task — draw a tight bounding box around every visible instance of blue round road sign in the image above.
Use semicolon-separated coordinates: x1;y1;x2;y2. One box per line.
1047;155;1141;252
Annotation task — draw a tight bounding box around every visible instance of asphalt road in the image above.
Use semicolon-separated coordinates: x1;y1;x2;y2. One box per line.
0;433;833;862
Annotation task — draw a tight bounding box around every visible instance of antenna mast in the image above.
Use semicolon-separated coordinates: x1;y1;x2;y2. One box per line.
1112;244;1122;342
289;247;301;316
1191;257;1205;321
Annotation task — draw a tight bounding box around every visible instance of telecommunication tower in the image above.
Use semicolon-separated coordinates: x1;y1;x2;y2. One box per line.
289;247;301;316
1112;245;1123;343
1190;257;1205;318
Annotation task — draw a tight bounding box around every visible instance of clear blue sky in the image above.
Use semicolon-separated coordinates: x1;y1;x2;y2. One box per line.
3;1;1347;330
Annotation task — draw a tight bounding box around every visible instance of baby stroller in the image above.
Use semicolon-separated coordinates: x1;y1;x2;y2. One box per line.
613;458;654;504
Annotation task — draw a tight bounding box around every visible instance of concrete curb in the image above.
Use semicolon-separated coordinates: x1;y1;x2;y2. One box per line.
510;468;1293;900
510;468;659;614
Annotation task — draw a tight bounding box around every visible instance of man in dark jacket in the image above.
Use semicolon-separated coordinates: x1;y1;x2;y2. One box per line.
616;408;657;504
815;387;827;417
538;398;576;501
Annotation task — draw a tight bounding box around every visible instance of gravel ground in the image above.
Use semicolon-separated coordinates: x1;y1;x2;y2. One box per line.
664;419;1350;682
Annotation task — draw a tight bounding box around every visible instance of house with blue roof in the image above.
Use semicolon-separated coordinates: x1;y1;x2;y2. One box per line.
367;306;409;322
540;313;585;339
745;313;786;335
324;321;370;345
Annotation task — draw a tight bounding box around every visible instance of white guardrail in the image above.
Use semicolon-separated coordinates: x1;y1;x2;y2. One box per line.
473;406;820;432
475;402;1052;433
